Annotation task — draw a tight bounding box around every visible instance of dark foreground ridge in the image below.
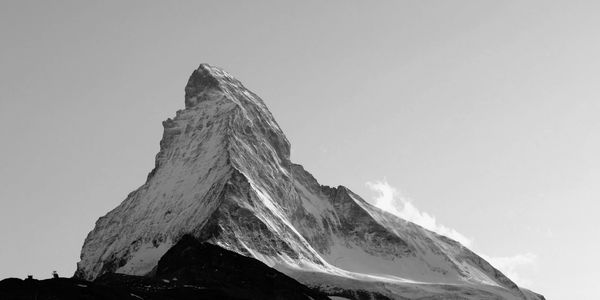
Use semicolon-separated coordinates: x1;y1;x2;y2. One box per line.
0;235;328;300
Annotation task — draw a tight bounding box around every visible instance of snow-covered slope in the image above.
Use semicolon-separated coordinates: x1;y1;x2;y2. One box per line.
75;64;544;300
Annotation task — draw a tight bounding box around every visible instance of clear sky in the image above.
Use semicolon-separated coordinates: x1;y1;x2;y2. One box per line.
1;1;598;299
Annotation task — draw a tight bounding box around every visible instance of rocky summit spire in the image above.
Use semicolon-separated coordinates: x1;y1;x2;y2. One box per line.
184;64;221;107
184;63;235;108
76;64;544;300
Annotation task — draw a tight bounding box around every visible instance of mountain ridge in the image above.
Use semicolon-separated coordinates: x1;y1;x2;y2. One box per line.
75;64;544;300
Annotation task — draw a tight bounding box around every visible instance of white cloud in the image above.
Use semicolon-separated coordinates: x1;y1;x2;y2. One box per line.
482;253;537;287
366;179;473;247
365;179;536;286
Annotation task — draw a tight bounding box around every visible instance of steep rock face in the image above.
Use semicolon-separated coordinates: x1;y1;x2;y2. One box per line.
76;64;544;300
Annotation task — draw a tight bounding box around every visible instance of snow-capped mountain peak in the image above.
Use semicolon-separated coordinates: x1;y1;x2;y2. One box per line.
76;64;544;300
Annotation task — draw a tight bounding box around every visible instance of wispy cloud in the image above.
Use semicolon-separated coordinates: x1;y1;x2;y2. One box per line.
482;253;537;287
365;179;536;286
366;179;473;247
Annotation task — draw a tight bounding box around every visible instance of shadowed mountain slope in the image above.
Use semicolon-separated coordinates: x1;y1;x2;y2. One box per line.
0;236;327;300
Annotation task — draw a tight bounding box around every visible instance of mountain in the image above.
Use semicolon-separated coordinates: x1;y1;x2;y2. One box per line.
75;64;544;300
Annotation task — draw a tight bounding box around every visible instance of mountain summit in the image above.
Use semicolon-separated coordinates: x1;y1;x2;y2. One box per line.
76;64;544;300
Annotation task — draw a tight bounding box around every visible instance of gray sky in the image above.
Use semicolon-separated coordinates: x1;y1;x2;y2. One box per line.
1;1;598;299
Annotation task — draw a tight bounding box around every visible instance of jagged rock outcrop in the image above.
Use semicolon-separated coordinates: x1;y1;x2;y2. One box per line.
75;64;544;300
